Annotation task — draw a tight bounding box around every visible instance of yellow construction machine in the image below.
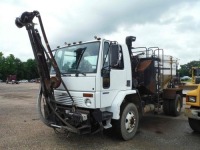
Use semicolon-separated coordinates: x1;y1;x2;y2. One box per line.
191;67;200;84
184;67;200;132
180;67;200;95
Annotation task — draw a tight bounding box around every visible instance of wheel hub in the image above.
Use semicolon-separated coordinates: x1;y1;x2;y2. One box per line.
125;111;136;133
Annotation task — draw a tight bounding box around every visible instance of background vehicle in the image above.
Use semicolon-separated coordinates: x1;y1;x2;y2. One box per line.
185;84;200;132
6;75;18;84
30;79;36;82
182;68;200;132
180;76;191;81
15;11;183;140
19;80;28;83
179;67;200;95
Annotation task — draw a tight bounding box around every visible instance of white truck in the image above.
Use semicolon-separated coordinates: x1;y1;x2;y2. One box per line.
15;11;183;140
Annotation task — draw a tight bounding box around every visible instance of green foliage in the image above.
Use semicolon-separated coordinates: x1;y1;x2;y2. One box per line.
179;60;200;77
0;52;39;81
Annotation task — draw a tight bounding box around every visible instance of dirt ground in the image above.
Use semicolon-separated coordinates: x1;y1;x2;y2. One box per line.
0;83;200;150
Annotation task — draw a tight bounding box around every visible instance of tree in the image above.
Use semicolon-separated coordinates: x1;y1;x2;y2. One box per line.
0;52;5;79
5;54;16;75
15;58;25;80
179;61;200;77
0;52;39;81
24;59;38;80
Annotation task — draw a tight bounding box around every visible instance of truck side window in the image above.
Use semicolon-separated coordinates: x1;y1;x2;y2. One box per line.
102;42;110;88
112;45;124;69
103;42;110;68
109;44;124;69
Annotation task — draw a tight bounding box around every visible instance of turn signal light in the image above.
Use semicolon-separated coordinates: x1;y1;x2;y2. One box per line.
83;93;93;97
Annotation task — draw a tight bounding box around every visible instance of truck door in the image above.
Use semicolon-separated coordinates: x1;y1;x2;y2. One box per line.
101;42;126;107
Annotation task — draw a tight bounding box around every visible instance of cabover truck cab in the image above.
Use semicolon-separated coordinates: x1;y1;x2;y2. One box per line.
15;11;183;141
50;38;138;140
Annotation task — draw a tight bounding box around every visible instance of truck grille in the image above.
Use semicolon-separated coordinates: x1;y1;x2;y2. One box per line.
54;92;84;107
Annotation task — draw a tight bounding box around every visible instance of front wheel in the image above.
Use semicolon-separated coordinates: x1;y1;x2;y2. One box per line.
114;103;139;140
188;118;200;133
37;87;51;127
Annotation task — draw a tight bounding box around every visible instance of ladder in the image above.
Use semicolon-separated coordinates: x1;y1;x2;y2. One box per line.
150;47;164;112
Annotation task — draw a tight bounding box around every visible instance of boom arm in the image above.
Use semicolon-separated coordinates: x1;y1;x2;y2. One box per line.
15;11;78;133
15;11;61;91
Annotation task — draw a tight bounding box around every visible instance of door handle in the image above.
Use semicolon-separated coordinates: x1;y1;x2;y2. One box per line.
103;92;109;94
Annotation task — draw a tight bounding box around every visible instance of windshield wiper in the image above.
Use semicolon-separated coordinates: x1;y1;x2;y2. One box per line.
75;47;86;68
74;47;87;77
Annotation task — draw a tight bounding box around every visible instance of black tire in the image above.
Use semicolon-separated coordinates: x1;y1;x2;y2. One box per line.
188;118;200;133
163;99;170;115
37;88;51;127
113;103;139;140
169;94;182;116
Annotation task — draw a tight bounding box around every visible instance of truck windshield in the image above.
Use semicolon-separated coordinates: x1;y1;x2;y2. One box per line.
51;42;100;74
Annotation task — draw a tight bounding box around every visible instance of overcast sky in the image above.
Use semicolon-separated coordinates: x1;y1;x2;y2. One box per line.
0;0;200;66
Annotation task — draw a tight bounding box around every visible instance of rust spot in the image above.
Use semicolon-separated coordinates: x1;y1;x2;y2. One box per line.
137;60;152;72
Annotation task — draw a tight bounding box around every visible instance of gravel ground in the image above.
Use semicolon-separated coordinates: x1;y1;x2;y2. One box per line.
0;83;200;150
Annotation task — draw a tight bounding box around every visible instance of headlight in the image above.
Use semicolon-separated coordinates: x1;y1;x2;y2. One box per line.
85;98;92;107
188;96;196;103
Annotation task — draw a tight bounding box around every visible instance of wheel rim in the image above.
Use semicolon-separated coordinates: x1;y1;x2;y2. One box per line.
177;98;181;112
125;111;136;133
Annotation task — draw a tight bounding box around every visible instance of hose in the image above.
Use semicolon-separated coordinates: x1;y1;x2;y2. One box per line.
37;86;51;127
37;86;79;133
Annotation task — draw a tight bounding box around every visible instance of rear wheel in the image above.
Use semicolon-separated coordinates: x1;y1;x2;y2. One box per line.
188;118;200;133
169;94;182;116
114;103;139;140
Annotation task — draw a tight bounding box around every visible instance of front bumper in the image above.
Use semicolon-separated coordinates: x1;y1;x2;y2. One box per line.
185;108;200;120
48;107;113;134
